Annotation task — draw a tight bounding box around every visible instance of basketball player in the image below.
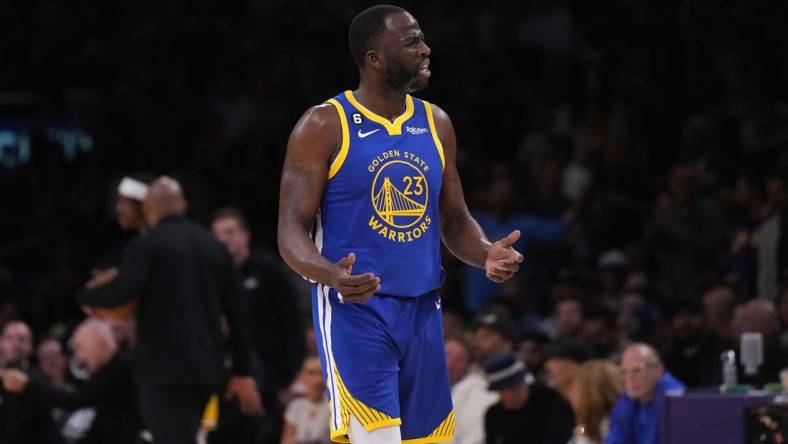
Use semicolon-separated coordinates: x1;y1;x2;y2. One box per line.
87;173;154;290
277;5;523;444
115;173;154;234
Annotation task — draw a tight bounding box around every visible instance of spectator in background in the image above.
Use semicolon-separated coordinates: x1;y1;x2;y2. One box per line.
2;319;141;444
751;171;788;300
617;291;664;345
445;336;499;444
567;360;622;444
605;343;685;444
661;299;731;387
702;285;737;341
643;165;728;304
484;353;574;444
582;302;622;360
303;326;318;357
211;207;305;397
0;320;33;369
516;330;549;382
726;174;764;298
472;311;519;363
280;355;329;444
729;298;788;385
552;297;584;341
522;151;572;219
212;207;305;444
544;340;594;402
34;337;77;443
35;338;68;388
596;250;628;302
0;320;49;444
443;310;468;340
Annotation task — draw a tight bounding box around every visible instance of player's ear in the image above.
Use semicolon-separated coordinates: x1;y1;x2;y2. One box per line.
366;50;383;69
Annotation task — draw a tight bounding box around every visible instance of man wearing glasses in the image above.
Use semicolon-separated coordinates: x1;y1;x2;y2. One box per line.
605;343;685;444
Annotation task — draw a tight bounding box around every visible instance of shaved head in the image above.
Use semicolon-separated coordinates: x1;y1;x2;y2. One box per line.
72;319;117;374
143;176;187;226
74;319;116;347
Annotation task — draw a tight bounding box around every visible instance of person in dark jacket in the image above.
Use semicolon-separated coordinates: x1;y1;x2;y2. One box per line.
484;353;575;444
76;176;262;444
0;320;51;444
211;207;306;444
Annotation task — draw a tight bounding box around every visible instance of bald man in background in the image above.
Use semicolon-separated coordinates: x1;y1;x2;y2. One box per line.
77;177;262;444
605;343;685;444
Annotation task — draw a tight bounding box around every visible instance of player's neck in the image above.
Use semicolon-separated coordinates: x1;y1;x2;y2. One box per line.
353;82;407;122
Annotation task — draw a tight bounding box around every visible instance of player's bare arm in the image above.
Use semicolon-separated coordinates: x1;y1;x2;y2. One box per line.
433;104;523;283
277;105;380;302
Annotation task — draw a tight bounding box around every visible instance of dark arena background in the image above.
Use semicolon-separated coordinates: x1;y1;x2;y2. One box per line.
1;1;787;443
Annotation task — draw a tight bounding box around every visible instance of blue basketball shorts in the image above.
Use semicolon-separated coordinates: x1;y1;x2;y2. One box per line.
312;283;454;443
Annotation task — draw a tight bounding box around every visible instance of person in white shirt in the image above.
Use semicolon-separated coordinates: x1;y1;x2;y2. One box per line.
445;336;499;444
281;355;330;444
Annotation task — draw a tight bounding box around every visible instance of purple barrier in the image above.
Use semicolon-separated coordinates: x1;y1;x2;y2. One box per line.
661;390;773;444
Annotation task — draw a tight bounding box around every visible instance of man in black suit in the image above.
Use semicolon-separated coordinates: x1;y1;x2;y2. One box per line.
77;176;262;444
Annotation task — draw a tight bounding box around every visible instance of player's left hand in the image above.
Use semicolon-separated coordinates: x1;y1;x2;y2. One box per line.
225;376;264;415
485;230;524;283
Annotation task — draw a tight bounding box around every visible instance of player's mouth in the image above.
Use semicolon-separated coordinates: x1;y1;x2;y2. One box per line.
419;59;431;78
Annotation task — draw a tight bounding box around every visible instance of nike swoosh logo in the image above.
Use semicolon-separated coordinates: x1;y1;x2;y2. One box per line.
358;129;381;138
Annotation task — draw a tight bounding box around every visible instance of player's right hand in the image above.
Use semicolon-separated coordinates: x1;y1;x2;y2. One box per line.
330;252;380;303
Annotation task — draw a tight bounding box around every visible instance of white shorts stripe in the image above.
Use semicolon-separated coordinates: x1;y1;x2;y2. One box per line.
316;284;340;430
322;284;343;429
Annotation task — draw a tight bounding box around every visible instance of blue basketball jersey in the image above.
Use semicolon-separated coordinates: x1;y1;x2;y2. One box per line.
316;90;445;297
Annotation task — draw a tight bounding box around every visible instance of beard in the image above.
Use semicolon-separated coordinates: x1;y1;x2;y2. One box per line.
384;57;428;94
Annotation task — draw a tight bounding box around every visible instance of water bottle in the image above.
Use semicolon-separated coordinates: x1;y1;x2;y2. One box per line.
721;350;738;392
740;332;764;377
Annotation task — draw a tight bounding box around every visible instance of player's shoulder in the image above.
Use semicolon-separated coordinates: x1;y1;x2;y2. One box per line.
419;99;452;129
287;100;344;157
417;99;454;145
297;102;341;133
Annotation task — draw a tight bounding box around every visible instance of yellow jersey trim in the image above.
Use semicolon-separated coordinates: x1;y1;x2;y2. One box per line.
200;394;219;430
327;99;350;179
344;90;414;136
401;410;455;444
328;367;402;443
423;101;445;169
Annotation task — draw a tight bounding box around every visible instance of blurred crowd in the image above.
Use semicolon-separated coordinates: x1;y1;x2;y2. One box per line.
1;0;788;443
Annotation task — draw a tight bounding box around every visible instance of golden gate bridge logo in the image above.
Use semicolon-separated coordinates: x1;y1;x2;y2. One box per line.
370;160;428;229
